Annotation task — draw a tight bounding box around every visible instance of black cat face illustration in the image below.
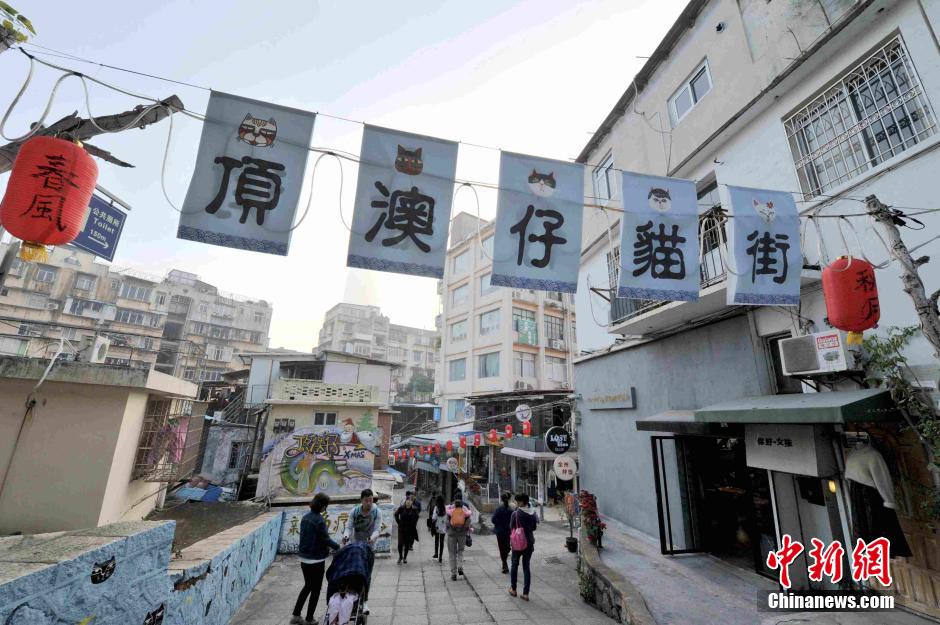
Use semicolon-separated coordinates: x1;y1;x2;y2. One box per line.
237;114;277;148
143;604;164;625
527;169;556;198
90;556;116;584
394;145;423;175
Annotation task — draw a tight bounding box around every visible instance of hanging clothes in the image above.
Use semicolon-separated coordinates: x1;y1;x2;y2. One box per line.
845;446;912;558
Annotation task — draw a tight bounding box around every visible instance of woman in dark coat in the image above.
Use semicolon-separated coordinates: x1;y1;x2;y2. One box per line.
292;493;340;624
394;493;421;564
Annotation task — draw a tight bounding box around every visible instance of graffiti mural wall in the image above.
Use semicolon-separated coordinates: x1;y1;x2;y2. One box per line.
278;502;396;555
258;415;383;499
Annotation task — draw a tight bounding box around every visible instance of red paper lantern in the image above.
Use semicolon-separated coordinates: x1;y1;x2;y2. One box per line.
504;425;513;440
409;448;416;458
822;257;880;345
488;428;498;443
0;136;98;250
522;420;532;436
446;439;454;453
434;442;441;454
473;433;481;447
459;436;467;449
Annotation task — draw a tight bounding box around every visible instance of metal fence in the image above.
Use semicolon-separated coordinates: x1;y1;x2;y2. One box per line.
132;396;202;482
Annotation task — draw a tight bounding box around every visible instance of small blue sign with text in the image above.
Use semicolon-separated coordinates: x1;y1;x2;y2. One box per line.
71;195;126;261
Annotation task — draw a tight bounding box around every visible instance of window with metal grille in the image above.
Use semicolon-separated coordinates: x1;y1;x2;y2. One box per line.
133;396;199;482
785;37;936;197
228;441;249;469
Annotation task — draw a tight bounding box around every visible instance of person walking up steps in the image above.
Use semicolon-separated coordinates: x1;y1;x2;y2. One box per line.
394;493;420;564
445;492;472;581
508;492;538;602
430;495;447;563
491;491;513;574
291;493;339;624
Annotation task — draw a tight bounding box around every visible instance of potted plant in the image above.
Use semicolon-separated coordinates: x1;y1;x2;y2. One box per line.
563;492;579;552
0;2;35;55
579;490;606;549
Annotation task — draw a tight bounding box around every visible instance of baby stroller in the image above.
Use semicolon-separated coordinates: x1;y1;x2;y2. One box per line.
322;542;373;625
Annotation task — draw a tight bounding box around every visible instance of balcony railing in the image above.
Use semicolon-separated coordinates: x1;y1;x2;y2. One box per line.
272;378;380;404
610;214;728;325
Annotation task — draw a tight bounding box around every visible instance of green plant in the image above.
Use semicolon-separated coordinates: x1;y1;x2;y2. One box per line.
0;2;35;43
860;326;940;449
577;561;596;602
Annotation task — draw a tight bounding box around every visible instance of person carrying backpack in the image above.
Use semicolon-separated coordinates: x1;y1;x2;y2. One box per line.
445;491;472;581
508;492;538;601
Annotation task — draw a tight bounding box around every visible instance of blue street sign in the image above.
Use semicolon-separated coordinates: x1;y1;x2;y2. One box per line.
433;407;441;422
71;195;126;262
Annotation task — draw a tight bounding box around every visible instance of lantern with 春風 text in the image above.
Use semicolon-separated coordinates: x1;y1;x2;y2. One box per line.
822;257;880;345
0;136;98;257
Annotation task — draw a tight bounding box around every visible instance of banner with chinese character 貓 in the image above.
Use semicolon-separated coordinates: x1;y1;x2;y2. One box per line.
725;185;801;305
617;172;699;301
490;152;584;293
347;125;458;278
177;91;316;255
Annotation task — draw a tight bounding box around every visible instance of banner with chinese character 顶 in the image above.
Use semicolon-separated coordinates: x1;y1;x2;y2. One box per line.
617;172;699;301
347;125;458;278
490;152;584;293
725;185;801;305
177;91;316;255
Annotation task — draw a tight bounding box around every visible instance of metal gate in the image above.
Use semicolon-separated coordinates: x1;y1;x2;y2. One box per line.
650;435;704;556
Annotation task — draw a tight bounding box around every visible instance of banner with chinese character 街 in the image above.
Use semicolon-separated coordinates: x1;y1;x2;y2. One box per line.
617;172;700;301
490;152;584;293
725;185;801;305
177;91;316;255
347;125;458;278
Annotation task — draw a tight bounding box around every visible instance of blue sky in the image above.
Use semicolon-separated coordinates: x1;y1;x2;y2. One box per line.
1;0;686;349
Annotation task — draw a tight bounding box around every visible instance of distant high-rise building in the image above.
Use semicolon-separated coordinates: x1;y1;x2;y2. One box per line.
316;302;438;403
0;243;272;381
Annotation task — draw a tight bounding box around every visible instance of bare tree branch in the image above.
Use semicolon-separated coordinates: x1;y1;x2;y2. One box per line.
0;95;183;175
82;143;134;168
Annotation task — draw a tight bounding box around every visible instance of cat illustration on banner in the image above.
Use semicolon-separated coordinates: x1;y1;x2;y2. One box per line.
753;199;776;223
528;170;556;198
237;114;278;148
395;145;424;175
648;188;672;213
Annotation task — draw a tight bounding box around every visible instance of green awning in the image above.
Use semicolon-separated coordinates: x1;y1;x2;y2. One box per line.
693;389;899;424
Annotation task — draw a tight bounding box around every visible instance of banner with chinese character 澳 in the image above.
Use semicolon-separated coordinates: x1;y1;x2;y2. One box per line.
617;172;699;301
347;125;458;278
490;152;584;293
177;91;316;255
725;185;801;306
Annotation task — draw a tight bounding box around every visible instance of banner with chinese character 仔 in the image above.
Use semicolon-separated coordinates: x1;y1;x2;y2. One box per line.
490;152;584;293
617;172;700;301
347;125;458;278
177;91;316;255
725;185;801;305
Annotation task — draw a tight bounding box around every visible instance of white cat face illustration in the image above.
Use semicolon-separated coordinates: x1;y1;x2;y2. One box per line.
753;199;775;223
647;188;672;213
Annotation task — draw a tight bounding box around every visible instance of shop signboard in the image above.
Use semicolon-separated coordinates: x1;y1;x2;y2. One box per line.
544;426;571;454
584;387;636;410
553;454;577;480
744;424;837;477
515;404;532;423
446;457;459;472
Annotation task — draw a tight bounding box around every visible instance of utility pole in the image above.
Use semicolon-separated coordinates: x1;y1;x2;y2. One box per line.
866;195;940;360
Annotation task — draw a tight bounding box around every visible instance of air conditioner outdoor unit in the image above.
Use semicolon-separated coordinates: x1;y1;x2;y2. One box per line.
81;336;111;364
779;330;854;377
549;339;565;350
45;302;59;311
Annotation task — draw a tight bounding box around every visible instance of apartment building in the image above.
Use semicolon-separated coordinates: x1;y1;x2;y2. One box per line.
0;245;272;381
573;0;940;613
316;302;438;402
436;212;577;427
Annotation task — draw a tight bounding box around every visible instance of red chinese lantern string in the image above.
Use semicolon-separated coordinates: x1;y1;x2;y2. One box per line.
822;257;880;345
409;448;416;458
488;428;498;443
446;439;454;453
0;136;98;258
459;436;467;449
522;420;532;436
504;425;513;440
434;442;441;455
474;433;481;447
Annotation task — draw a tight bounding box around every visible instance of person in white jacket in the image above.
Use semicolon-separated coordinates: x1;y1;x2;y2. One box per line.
341;489;382;614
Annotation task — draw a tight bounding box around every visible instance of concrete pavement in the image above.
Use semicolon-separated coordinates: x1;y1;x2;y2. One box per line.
231;519;613;625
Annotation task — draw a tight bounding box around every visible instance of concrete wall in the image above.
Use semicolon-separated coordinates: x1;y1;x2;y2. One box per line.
574;315;769;537
0;513;282;625
278;502;396;555
201;424;256;486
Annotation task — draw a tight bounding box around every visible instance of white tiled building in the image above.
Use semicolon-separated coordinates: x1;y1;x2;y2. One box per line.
435;213;577;427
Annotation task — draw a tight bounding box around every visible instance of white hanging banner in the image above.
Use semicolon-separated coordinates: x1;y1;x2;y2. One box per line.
177;91;316;255
617;172;700;302
347;125;458;278
490;152;584;293
725;185;801;305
